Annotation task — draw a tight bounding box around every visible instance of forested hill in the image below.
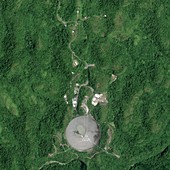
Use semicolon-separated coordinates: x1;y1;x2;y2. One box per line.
0;0;169;170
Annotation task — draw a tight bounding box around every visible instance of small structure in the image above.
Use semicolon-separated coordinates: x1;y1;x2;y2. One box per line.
72;97;77;108
92;93;108;106
73;59;79;67
64;94;68;104
65;116;100;152
111;74;117;82
74;84;79;95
